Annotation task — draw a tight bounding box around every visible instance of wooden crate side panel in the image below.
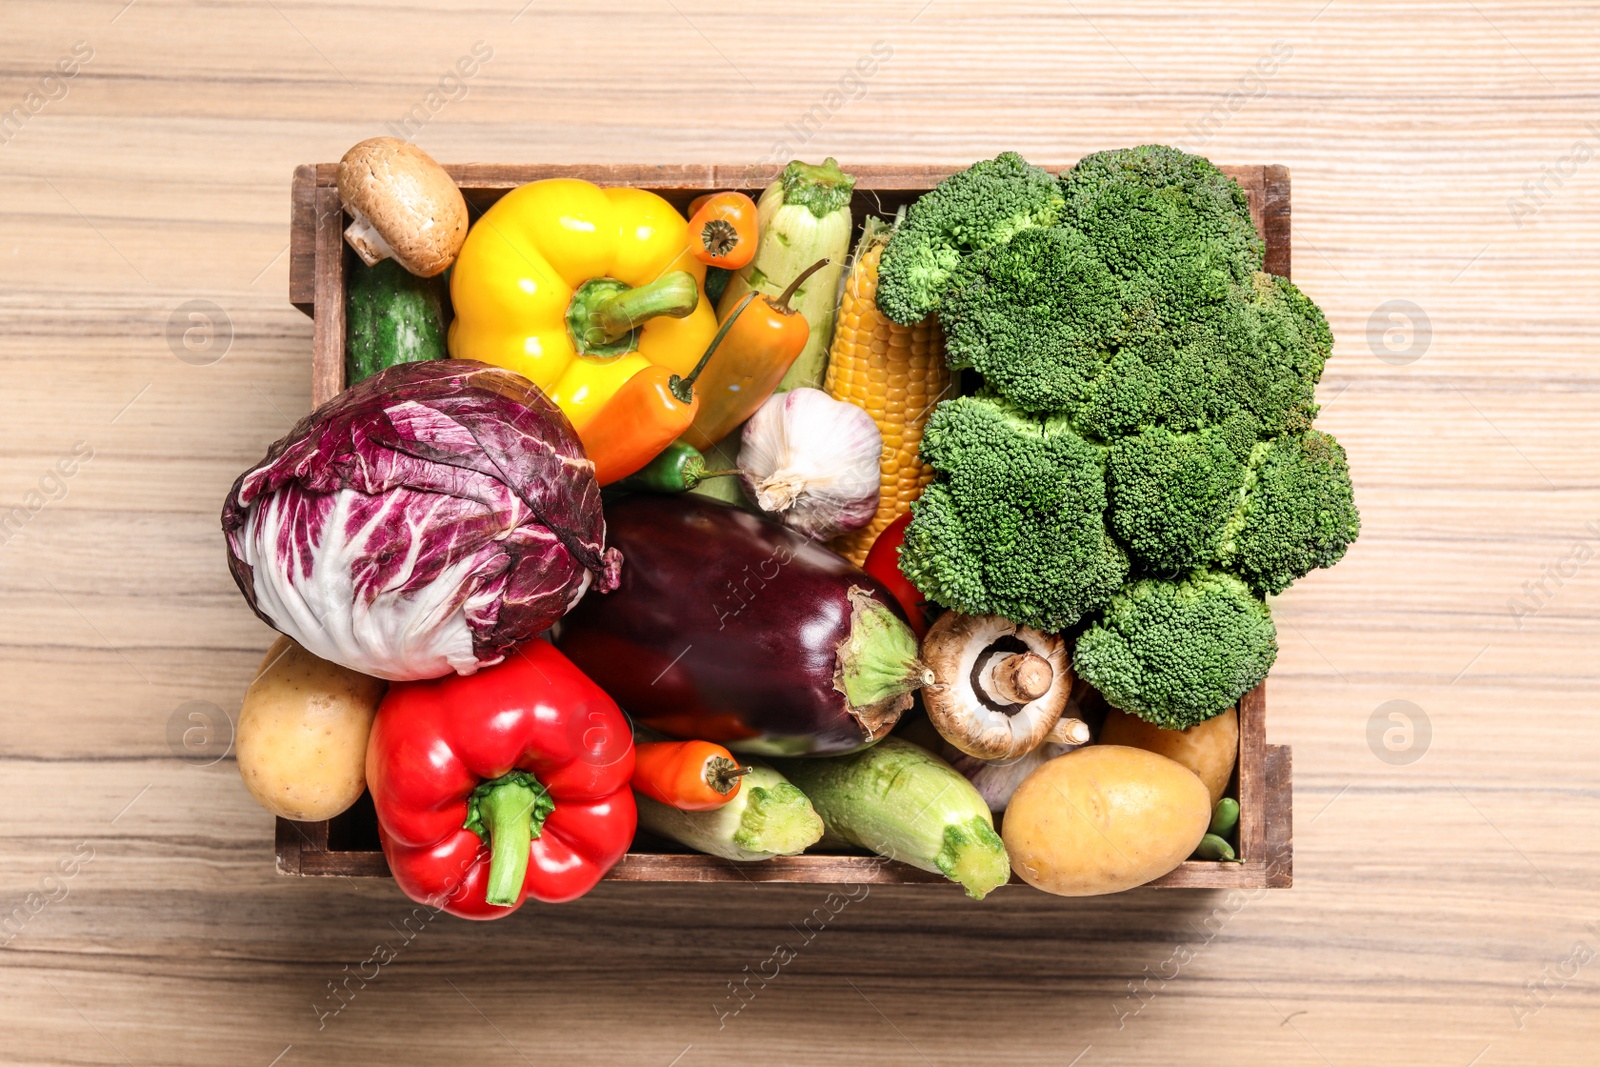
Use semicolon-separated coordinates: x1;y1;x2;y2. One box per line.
275;741;1289;889
310;185;345;408
1236;682;1268;865
289;165;317;316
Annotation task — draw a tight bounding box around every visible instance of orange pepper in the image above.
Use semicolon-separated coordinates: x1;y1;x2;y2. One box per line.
631;739;748;811
688;192;759;269
681;258;828;451
584;293;758;485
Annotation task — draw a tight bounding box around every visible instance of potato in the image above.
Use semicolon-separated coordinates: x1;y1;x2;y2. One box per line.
237;636;385;821
1002;745;1210;896
1097;705;1238;805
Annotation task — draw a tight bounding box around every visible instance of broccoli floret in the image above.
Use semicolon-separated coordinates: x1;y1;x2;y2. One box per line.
940;227;1124;413
1073;570;1278;728
1106;425;1247;574
1073;272;1331;439
876;152;1066;325
899;394;1128;631
1216;429;1361;595
1062;144;1263;293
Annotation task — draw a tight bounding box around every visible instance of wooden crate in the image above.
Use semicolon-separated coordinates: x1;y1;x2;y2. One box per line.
280;161;1295;891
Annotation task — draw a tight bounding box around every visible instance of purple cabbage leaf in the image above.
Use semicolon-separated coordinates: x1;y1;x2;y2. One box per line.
221;359;621;680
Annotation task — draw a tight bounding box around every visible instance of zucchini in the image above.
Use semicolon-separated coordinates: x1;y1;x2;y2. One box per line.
775;737;1010;899
345;258;448;385
634;760;823;861
716;158;855;391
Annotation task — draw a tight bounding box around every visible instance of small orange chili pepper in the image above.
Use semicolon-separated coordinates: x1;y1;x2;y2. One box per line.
681;258;828;450
688;192;759;269
631;739;749;811
584;293;758;485
686;192;719;216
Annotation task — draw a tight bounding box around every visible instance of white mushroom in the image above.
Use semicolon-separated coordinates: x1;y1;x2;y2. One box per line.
336;137;467;277
920;611;1072;761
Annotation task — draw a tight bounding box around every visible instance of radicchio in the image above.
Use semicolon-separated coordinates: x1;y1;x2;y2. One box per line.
221;360;621;680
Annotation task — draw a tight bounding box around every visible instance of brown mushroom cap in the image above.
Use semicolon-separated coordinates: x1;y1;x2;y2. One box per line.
337;137;467;277
921;612;1072;761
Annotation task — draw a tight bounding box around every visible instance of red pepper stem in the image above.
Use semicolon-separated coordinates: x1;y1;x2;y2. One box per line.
670;291;758;403
464;770;554;908
774;258;830;312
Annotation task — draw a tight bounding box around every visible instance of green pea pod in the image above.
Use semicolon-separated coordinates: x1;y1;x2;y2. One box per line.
616;441;737;494
1194;833;1238;862
1209;797;1240;838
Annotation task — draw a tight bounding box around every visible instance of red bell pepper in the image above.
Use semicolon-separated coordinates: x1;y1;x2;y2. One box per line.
366;640;636;920
863;512;936;640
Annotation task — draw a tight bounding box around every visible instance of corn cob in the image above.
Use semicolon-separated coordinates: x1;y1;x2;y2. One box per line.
825;217;950;566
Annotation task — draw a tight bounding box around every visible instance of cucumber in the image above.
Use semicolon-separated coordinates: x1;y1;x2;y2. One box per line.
775;737;1010;899
634;761;823;861
345;258;448;385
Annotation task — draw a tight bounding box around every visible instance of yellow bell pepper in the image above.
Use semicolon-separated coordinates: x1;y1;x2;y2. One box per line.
447;179;719;438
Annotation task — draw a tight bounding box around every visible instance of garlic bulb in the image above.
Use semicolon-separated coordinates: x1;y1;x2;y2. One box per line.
945;718;1091;813
740;388;882;540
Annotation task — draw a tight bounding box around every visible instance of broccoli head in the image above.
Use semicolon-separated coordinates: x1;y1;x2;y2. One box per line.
1072;570;1278;729
899;394;1128;631
1106;425;1247;575
930;148;1332;432
1216;429;1361;595
887;144;1357;728
875;152;1066;325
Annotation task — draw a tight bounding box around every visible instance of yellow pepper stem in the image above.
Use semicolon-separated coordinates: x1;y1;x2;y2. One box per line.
568;272;700;355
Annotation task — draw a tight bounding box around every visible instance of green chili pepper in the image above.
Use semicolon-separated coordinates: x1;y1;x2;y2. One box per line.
1209;797;1240;838
1194;833;1239;862
617;440;738;494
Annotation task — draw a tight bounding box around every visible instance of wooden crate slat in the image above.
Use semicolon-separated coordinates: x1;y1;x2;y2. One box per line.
310;183;346;409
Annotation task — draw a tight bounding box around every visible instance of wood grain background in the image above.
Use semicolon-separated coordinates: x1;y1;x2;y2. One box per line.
2;1;1596;1064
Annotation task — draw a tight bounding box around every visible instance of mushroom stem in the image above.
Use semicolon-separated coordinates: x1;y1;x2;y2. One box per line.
344;211;398;268
986;652;1054;705
1044;717;1091;746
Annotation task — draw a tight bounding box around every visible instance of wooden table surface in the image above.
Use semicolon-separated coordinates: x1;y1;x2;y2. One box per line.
3;1;1596;1064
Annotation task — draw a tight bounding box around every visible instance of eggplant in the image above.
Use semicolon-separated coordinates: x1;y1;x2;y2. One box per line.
556;496;930;756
